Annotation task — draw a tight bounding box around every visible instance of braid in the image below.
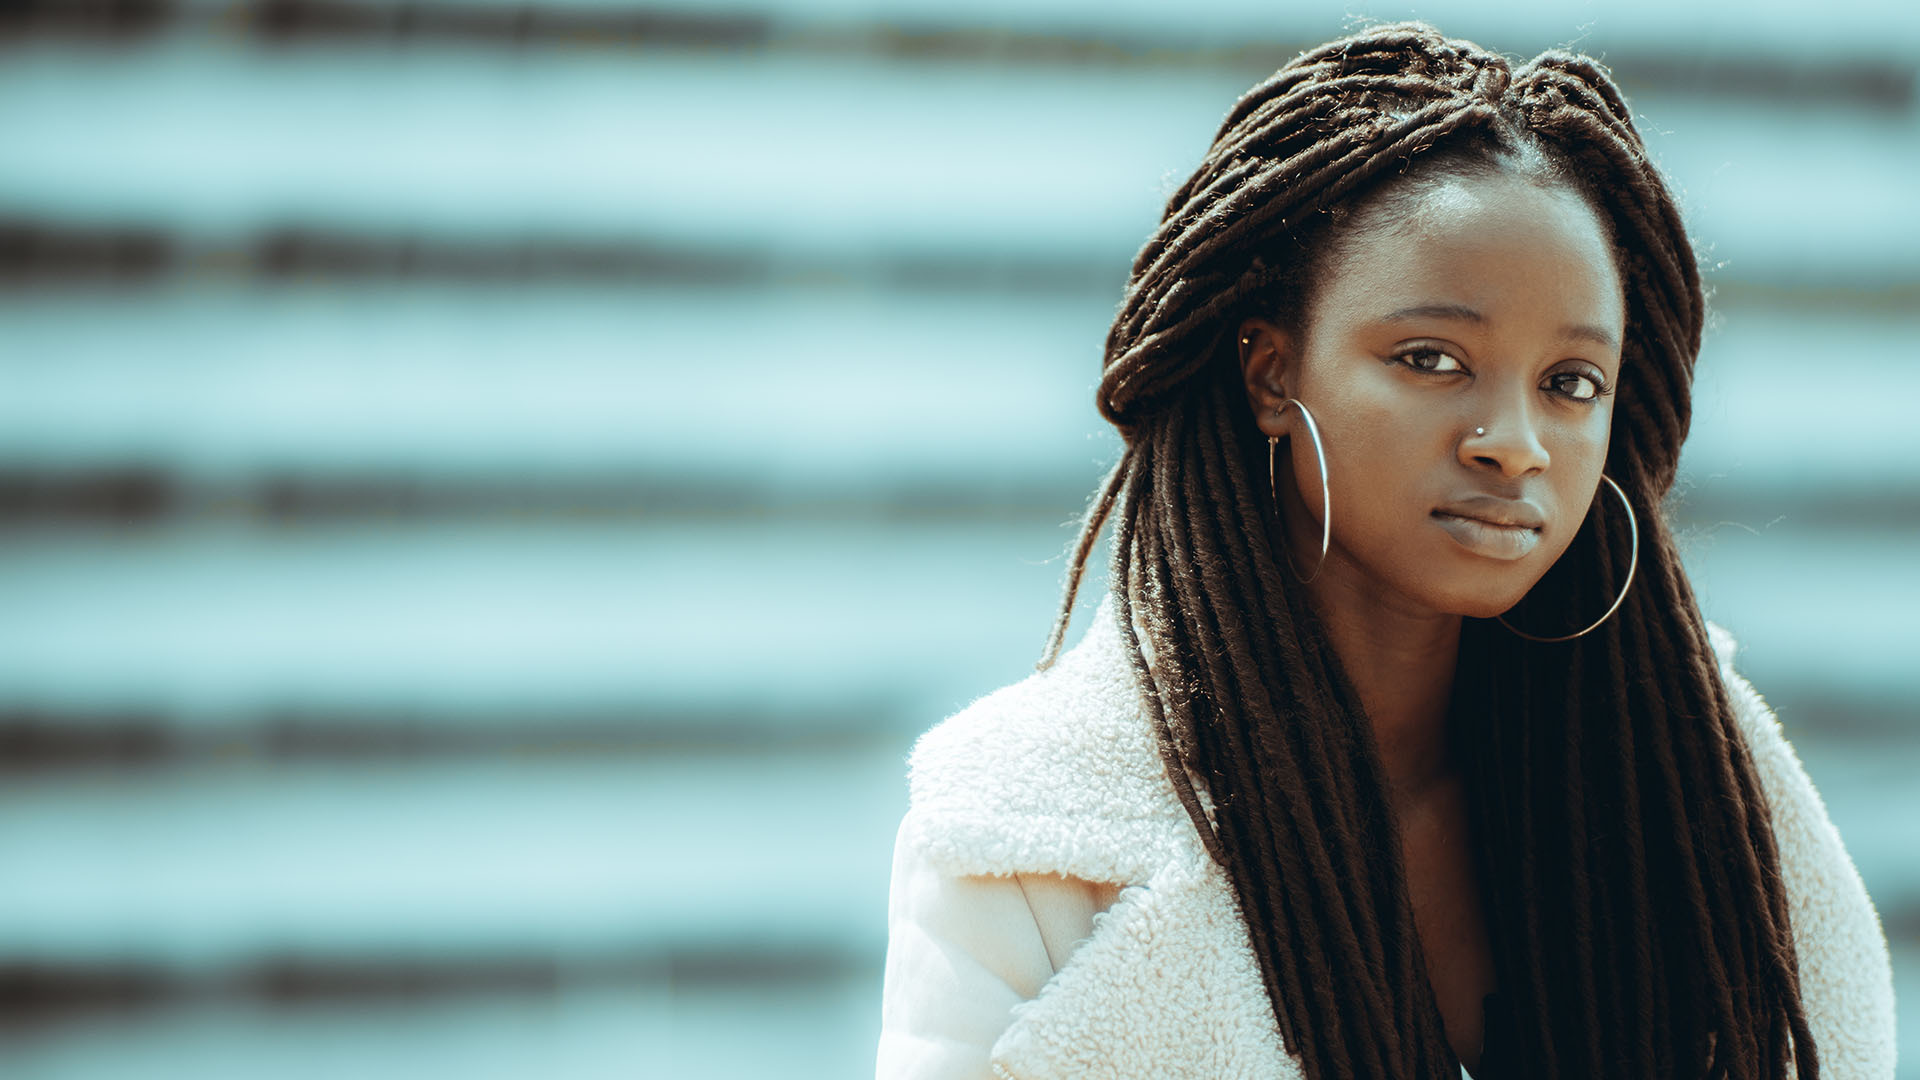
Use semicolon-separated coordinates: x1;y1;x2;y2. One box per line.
1040;22;1816;1079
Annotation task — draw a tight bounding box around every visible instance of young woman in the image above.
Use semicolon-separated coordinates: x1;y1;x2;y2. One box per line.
877;22;1895;1080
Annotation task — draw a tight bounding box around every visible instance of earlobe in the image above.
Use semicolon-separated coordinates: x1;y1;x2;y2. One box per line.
1237;318;1296;436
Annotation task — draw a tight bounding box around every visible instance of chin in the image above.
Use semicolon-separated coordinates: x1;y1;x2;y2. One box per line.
1463;595;1527;620
1423;573;1540;621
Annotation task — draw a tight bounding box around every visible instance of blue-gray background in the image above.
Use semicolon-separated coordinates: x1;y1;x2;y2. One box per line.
0;1;1913;1076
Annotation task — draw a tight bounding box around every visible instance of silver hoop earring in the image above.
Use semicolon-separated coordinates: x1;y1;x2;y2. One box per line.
1268;398;1331;584
1496;473;1639;642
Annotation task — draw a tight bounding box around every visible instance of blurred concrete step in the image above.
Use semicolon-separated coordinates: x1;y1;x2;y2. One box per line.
0;519;1094;724
0;42;1911;279
0;744;907;963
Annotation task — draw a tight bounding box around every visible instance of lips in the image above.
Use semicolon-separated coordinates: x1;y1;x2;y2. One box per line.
1430;495;1546;561
1430;495;1546;531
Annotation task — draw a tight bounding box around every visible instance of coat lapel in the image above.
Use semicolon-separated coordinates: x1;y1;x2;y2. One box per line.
991;849;1303;1079
904;593;1303;1079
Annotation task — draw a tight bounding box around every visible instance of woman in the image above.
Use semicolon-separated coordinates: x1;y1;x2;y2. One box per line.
877;22;1895;1080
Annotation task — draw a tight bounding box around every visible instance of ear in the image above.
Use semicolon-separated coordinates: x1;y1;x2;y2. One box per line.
1237;317;1299;439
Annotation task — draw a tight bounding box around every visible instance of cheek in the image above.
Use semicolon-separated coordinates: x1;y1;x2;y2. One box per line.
1302;367;1418;459
1554;411;1610;469
1544;412;1614;547
1294;389;1439;527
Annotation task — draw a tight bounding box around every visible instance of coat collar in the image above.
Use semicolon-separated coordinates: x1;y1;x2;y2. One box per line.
905;590;1202;885
905;590;1750;889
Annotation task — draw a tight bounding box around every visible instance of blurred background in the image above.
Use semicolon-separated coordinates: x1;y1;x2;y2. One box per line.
0;1;1913;1076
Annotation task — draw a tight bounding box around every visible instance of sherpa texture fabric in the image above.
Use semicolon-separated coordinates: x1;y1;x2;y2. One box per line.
876;592;1897;1080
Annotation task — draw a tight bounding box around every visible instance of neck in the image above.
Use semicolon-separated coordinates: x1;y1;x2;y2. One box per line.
1303;567;1464;804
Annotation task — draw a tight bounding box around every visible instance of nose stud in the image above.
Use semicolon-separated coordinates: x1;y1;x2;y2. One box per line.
1475;427;1486;436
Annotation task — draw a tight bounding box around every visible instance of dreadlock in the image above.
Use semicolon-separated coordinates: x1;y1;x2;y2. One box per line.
1038;22;1816;1079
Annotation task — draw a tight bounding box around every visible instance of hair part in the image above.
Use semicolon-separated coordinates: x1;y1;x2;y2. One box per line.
1040;22;1815;1079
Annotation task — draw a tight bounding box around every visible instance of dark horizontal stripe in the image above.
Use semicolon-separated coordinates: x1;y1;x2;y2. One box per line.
0;944;867;1032
4;220;1916;301
0;2;1910;110
0;705;909;773
0;0;174;41
0;220;1126;294
0;466;176;524
0;469;1091;526
0;1;769;49
4;468;1920;530
0;690;1908;774
1882;906;1920;945
1706;278;1920;317
0;923;1910;1034
1659;485;1920;531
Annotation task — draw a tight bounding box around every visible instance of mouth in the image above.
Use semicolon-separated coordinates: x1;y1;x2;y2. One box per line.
1430;511;1542;561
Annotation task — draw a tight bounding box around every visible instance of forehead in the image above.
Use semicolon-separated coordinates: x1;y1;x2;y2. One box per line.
1313;172;1625;338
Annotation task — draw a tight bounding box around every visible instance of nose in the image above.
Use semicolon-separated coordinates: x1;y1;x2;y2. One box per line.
1459;393;1550;478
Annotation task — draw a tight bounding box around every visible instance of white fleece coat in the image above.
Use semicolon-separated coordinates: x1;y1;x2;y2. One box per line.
877;592;1897;1080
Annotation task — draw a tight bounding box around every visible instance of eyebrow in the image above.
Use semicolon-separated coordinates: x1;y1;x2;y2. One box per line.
1380;303;1619;350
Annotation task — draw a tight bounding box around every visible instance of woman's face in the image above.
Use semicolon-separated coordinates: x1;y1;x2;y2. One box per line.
1241;169;1626;620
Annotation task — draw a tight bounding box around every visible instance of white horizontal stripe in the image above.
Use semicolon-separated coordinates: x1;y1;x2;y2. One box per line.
0;519;1096;717
0;44;1912;275
0;749;903;962
0;285;1117;479
0;517;1910;709
0;290;1911;497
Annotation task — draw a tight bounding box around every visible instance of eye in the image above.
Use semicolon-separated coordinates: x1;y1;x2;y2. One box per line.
1545;369;1611;402
1394;347;1465;375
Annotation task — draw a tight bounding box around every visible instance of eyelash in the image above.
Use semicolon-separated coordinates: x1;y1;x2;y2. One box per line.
1393;347;1614;403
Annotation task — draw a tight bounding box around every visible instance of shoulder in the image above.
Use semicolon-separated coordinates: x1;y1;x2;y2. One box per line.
1704;619;1778;745
1705;618;1833;820
1703;617;1844;889
901;593;1197;885
1702;619;1897;1077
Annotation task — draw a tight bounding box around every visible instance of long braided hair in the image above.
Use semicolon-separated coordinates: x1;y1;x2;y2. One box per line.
1038;22;1816;1079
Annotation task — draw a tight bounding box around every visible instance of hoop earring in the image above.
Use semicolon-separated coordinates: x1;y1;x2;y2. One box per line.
1496;473;1639;642
1268;398;1330;584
